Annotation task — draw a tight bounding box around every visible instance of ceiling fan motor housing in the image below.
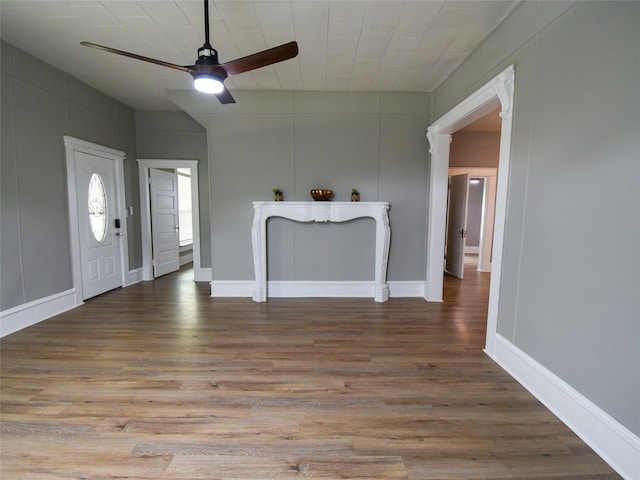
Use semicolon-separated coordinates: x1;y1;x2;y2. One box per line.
193;43;228;81
197;43;218;63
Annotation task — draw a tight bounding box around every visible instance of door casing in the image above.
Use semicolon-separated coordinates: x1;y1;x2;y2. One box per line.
425;65;515;357
64;136;128;306
137;159;203;281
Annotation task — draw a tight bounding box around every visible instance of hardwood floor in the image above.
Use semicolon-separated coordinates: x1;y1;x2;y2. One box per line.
1;264;620;479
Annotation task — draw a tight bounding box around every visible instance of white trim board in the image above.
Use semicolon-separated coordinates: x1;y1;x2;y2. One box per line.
210;281;425;298
490;335;640;480
125;268;144;287
0;265;144;338
0;290;76;338
195;267;212;283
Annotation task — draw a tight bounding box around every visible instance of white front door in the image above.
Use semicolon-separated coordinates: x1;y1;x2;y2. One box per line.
75;152;123;299
445;173;469;279
150;168;180;278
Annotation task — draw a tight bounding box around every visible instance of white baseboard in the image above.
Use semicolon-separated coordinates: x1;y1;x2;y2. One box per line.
0;289;77;338
210;280;426;299
179;253;193;266
268;281;374;298
210;280;255;297
125;267;144;286
490;334;639;480
1;268;146;337
389;281;426;297
195;267;212;283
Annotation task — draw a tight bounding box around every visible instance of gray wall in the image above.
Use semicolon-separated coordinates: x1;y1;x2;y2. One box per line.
170;90;431;283
135;111;211;268
1;41;139;311
449;131;500;168
433;2;639;435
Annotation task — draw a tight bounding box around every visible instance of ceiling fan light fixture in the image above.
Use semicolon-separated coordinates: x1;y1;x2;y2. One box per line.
193;73;224;94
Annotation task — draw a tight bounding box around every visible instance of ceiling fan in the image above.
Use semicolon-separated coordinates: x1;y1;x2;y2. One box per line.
81;0;298;104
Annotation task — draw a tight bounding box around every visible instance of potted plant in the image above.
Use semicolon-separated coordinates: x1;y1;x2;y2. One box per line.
351;188;360;202
272;188;283;201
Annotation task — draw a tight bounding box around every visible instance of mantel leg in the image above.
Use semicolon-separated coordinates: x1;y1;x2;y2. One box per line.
374;211;391;302
251;211;267;302
252;286;265;302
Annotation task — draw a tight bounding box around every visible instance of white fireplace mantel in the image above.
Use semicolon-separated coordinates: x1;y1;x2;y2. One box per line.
251;201;391;302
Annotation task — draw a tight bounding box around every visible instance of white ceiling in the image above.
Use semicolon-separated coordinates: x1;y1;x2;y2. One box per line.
0;1;519;111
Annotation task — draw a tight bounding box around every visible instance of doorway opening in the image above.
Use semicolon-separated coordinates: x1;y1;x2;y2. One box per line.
137;159;205;282
447;166;499;275
425;65;515;357
176;167;194;262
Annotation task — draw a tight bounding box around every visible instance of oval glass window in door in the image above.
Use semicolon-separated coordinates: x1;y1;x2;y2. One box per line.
88;173;108;242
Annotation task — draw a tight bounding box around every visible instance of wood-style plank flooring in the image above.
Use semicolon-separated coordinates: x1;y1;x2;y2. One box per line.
1;261;621;479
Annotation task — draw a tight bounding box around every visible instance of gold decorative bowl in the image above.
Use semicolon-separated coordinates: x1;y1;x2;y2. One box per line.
310;189;333;201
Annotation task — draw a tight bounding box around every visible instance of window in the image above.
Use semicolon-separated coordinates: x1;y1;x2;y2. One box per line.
177;168;193;246
88;173;107;242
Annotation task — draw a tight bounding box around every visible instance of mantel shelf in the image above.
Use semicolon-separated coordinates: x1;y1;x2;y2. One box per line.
251;201;391;302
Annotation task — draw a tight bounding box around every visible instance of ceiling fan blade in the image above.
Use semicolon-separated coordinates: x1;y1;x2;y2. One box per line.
81;41;192;73
220;42;298;76
215;88;236;104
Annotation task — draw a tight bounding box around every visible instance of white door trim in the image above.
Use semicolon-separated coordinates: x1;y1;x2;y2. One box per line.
137;159;204;281
64;136;128;306
426;65;515;357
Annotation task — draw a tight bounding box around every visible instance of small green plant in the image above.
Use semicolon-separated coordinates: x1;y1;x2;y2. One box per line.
272;188;284;201
351;188;359;195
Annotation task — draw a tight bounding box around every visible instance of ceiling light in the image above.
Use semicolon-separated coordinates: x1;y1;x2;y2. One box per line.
193;74;224;94
470;179;480;184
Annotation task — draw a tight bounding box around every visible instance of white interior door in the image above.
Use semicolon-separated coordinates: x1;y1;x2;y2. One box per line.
150;168;180;278
445;173;469;279
75;152;123;299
